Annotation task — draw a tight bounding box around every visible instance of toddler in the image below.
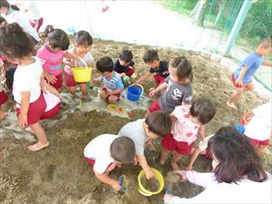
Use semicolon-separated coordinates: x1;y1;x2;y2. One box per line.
147;56;193;116
226;36;271;109
159;98;216;171
63;30;94;100
84;134;135;191
0;22;61;152
135;49;169;88
94;56;124;104
118;111;172;179
36;25;71;91
114;49;136;79
0;58;8;120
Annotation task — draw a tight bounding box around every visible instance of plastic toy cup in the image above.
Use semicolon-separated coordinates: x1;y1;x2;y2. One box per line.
131;73;137;79
123;76;130;83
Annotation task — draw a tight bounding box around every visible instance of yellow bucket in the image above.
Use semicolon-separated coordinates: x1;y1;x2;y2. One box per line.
138;168;164;196
72;57;92;83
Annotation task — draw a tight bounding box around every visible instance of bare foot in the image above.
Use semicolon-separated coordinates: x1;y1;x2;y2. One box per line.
28;142;49;152
0;112;7;121
171;162;179;171
226;101;237;109
159;155;165;165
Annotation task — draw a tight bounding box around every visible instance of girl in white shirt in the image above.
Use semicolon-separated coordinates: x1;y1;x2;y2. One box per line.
0;22;60;152
164;126;271;204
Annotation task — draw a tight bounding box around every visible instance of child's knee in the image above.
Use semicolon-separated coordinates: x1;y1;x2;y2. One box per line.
108;95;118;104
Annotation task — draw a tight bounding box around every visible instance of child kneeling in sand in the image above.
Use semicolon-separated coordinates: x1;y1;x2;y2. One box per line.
84;134;135;191
118;111;172;179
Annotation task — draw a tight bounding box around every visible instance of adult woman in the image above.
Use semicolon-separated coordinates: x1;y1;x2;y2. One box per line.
164;126;271;204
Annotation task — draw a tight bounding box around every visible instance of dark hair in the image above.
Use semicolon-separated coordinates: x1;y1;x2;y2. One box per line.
74;30;93;46
208;126;267;183
145;111;172;136
0;0;19;10
190;98;216;124
43;25;69;50
96;56;114;73
0;16;6;25
110;136;135;163
119;50;133;63
170;56;193;81
0;23;33;60
143;49;159;63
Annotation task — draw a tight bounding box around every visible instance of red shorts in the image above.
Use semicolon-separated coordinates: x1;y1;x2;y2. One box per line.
16;93;60;126
84;157;113;171
153;74;165;85
231;73;246;88
65;72;87;87
116;68;134;77
148;100;161;113
102;88;121;99
161;133;194;155
244;135;269;147
204;149;212;160
48;73;62;90
0;91;8;106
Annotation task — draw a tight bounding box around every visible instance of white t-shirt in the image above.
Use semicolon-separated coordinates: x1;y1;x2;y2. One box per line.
26;0;42;20
3;10;40;42
170;171;272;204
83;134;117;174
118;119;149;156
64;48;94;75
13;57;43;104
244;102;272;141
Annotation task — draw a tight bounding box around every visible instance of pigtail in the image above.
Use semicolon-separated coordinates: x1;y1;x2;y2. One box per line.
43;25;54;38
10;4;20;11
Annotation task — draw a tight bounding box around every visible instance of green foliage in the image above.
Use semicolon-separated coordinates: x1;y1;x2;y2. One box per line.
239;0;272;45
159;0;198;14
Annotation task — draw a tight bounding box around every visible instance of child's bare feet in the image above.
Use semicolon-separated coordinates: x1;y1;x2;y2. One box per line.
159;155;166;165
171;162;179;171
28;142;49;152
226;101;237;109
0;112;7;121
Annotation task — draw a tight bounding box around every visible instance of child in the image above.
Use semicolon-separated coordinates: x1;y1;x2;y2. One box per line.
0;58;8;120
163;126;271;204
83;134;135;191
241;101;271;154
36;25;71;91
135;49;169;89
94;56;124;104
0;22;61;152
159;98;216;171
147;56;193;115
114;49;136;79
118;111;172;179
63;30;94;100
226;36;271;109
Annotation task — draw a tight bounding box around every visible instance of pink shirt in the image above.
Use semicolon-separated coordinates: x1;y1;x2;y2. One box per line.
36;45;65;76
171;105;200;144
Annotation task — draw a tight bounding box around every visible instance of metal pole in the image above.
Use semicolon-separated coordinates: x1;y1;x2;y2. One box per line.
222;0;252;55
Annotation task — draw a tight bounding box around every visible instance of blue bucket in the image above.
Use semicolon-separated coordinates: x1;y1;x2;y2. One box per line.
126;85;143;102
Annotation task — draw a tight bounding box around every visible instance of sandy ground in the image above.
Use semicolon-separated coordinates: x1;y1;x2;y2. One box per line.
0;39;271;204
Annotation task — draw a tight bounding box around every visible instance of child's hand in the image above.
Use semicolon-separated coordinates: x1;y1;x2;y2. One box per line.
174;170;187;182
18;114;28;127
234;79;243;87
149;89;157;97
145;168;155;180
163;194;174;204
111;180;121;192
45;74;57;84
120;73;126;77
133;156;139;165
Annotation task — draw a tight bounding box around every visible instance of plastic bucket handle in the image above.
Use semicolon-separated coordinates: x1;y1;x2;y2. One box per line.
128;84;144;97
75;57;91;71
